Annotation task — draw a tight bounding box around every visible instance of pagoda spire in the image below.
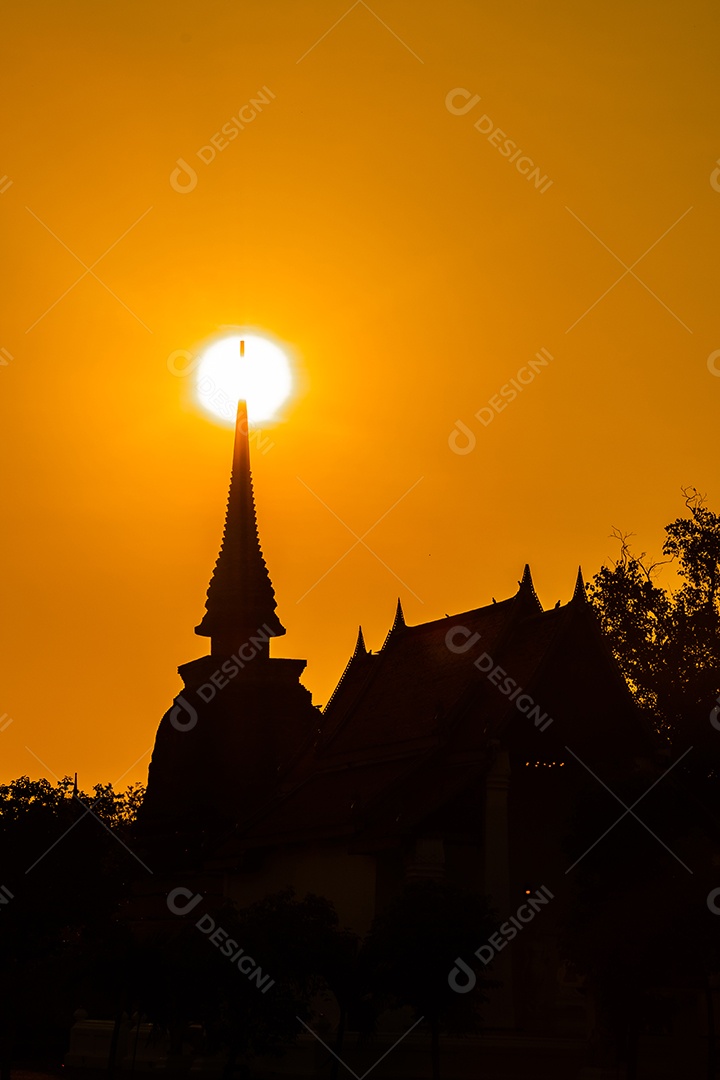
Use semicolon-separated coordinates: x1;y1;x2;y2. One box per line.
195;357;285;656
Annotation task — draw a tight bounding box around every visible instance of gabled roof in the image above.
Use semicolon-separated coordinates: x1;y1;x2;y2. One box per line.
225;565;653;849
318;565;543;757
318;595;516;757
323;625;373;717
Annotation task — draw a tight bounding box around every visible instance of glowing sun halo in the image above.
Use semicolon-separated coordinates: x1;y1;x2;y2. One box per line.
195;333;293;425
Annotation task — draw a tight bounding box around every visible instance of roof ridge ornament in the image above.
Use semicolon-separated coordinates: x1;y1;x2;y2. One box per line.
515;563;543;612
323;624;371;714
353;625;368;658
381;598;406;649
571;565;587;603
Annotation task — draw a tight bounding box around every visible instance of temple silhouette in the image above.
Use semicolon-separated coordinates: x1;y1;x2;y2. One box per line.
142;396;317;828
140;386;655;1052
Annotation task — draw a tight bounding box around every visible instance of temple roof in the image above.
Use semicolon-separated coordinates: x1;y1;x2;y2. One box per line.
228;566;654;848
195;397;285;647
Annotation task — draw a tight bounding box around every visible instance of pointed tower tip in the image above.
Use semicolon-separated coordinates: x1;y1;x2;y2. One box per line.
515;563;543;612
353;625;368;658
519;563;533;588
324;622;371;714
194;345;286;655
572;566;587;603
381;598;407;650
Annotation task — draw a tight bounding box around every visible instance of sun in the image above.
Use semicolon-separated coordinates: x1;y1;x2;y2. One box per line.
195;332;293;426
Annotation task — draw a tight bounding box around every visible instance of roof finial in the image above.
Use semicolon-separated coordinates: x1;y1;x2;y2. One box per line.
323;623;372;713
194;338;285;655
381;598;406;649
515;564;542;612
572;566;586;603
353;625;368;658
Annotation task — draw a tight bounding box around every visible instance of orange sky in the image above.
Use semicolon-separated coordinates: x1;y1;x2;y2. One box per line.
1;0;719;788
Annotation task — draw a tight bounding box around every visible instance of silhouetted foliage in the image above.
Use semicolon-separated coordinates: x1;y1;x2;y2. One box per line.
588;488;720;773
98;888;359;1075
0;775;146;1069
561;757;720;1079
362;880;497;1080
568;493;720;1076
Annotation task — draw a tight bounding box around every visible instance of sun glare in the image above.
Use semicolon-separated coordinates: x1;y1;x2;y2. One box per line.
195;332;293;426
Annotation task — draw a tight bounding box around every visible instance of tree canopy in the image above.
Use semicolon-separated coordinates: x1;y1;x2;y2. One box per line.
587;488;720;770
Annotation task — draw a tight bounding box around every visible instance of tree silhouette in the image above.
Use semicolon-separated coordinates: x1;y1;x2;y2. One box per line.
588;488;720;776
117;888;354;1076
361;880;497;1080
561;763;720;1080
0;775;146;1074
